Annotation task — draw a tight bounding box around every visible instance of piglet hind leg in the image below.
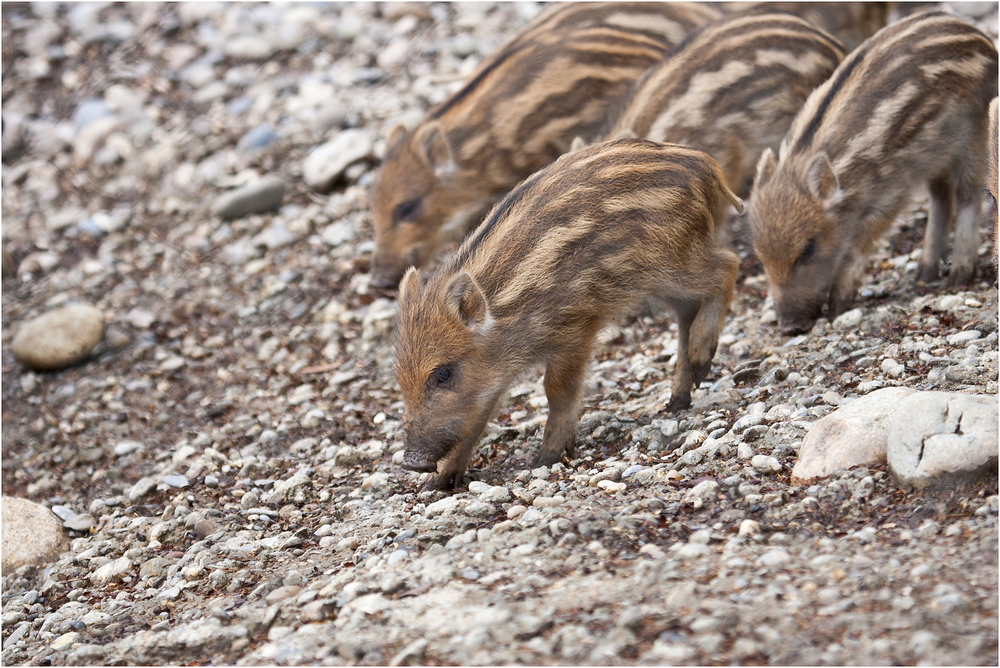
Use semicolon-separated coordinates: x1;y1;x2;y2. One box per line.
687;250;739;385
667;250;739;412
533;337;594;467
665;302;697;413
948;182;983;286
917;178;955;283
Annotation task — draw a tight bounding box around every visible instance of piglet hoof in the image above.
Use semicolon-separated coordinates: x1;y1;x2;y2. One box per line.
916;264;941;285
692;363;713;385
420;472;464;492
664;394;691;413
947;265;974;287
531;451;564;468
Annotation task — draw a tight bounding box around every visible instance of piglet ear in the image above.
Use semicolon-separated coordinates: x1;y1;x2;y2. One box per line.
806;153;843;211
444;272;490;334
754;147;777;188
398;267;421;303
386;123;408;150
570;135;588;152
414;121;456;179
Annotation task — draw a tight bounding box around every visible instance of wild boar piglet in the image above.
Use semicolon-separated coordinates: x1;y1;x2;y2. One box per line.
394;139;741;489
369;2;720;288
608;11;845;197
749;11;998;333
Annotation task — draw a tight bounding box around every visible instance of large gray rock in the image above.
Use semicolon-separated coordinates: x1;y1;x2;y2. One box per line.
887;392;998;489
302;129;372;193
11;303;105;371
211;176;285;220
792;387;915;483
2;496;69;571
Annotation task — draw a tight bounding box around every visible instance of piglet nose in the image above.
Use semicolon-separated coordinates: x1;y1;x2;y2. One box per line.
370;271;401;290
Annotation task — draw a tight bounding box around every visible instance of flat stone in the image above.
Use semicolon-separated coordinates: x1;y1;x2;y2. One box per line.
64;513;96;532
947;330;982;346
194;519;220;538
11;304;105;371
265;585;301;605
479;485;513;504
114;440;143;456
89;556;132;585
50;631;81;651
211;176;285;220
2;496;68;571
302;129;372;193
162;474;189;488
792;387;915;483
887;392;998;489
831;308;863;329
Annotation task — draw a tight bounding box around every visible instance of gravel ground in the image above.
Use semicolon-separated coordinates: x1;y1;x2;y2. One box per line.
2;2;998;666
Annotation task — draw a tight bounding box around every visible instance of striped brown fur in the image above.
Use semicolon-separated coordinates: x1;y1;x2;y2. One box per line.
607;12;846;196
748;11;998;333
369;2;720;288
394;139;741;489
721;2;890;50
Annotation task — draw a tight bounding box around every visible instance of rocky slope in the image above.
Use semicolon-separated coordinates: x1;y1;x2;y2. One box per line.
2;2;998;665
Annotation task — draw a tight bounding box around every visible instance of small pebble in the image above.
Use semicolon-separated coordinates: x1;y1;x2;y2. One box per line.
751;455;781;475
738;519;760;537
506;505;527;519
211;177;285;220
162;475;189;488
675;543;711;559
265;585;301;605
947;330;981;346
758;549;791;567
688;529;712;545
639;544;667;559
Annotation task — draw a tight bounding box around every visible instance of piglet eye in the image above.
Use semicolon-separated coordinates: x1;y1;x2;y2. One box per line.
393;198;423;224
430;364;453;387
797;238;817;265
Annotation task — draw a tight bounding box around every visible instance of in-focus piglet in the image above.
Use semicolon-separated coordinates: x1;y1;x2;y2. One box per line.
607;12;845;197
369;2;721;288
394;139;741;489
748;12;998;333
